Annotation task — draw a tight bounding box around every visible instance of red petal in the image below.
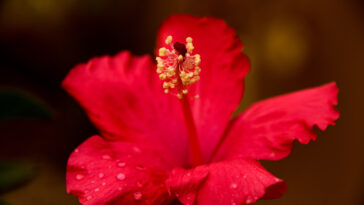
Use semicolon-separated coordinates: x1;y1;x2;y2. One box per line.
62;51;190;166
214;82;339;161
157;15;250;161
167;159;286;205
66;135;174;205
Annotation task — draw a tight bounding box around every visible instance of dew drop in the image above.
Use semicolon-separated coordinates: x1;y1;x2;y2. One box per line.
76;174;84;180
75;148;79;153
246;198;253;203
133;146;141;153
243;175;247;179
116;173;126;180
137;181;143;188
230;183;238;189
118;187;123;191
117;162;126;167
98;173;104;178
102;154;111;160
231;202;237;205
186;172;191;177
86;195;92;200
134;191;142;200
136;165;146;171
102;182;106;186
94;188;100;192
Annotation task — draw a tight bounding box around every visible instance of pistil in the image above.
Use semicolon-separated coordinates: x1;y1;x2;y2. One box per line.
176;60;204;166
156;35;204;166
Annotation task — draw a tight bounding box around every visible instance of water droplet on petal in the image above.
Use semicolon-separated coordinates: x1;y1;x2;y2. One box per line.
230;183;238;189
75;148;79;153
102;182;106;186
133;192;142;200
118;187;123;191
102;154;111;160
231;202;237;205
186;172;191;177
98;173;104;178
94;188;100;192
116;173;126;180
117;162;126;167
133;146;141;153
137;181;143;188
136;165;146;171
76;174;84;180
246;197;253;204
243;175;247;179
86;195;92;201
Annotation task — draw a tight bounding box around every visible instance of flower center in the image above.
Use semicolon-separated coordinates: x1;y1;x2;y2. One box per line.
156;35;201;99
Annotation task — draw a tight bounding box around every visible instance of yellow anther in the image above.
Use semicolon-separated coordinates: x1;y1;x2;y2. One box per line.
168;66;174;72
159;74;166;80
156;57;162;63
156;68;162;74
164;89;169;94
195;57;201;65
188;72;194;77
159;47;167;56
195;94;199;99
194;67;201;75
180;71;186;77
169;83;175;88
182;89;188;94
172;79;177;83
157;64;164;69
177;93;183;99
165;36;172;44
178;55;183;61
186;43;194;53
163;82;169;89
186;37;193;43
194;76;200;81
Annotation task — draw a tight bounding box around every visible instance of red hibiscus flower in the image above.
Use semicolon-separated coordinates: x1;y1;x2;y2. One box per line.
63;14;339;205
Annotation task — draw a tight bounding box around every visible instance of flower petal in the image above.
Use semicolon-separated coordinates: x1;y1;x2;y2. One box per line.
62;51;189;166
157;15;250;161
214;82;339;161
66;135;175;205
167;159;286;205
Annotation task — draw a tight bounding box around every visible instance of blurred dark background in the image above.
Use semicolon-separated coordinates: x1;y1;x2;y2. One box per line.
0;0;363;204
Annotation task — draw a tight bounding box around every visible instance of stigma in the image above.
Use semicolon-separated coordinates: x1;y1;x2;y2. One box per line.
156;35;201;99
